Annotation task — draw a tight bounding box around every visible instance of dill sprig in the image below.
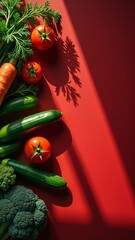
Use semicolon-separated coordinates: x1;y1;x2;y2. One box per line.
4;78;39;100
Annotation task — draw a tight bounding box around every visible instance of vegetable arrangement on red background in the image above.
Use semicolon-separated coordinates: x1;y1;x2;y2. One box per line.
0;1;67;240
0;0;60;105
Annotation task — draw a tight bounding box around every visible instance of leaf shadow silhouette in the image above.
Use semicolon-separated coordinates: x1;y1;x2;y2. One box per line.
31;35;82;107
52;36;82;107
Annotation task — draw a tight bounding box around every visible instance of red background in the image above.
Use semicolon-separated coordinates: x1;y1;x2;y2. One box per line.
9;0;135;239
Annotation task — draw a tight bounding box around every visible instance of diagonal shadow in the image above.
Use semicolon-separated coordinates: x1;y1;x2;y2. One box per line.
20;2;82;107
64;0;135;190
5;72;135;240
54;36;82;104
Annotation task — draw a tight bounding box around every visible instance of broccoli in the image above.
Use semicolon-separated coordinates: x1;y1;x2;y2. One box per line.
0;185;48;240
0;164;16;191
0;199;17;223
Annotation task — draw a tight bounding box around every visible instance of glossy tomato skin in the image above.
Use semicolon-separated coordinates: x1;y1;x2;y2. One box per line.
21;61;42;84
31;25;55;51
24;136;51;164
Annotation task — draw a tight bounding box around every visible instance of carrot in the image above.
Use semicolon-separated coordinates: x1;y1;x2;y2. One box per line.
0;60;17;105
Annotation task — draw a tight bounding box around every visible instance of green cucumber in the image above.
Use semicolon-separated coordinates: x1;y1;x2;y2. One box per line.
0;95;38;118
0;110;62;142
0;141;20;158
2;158;67;189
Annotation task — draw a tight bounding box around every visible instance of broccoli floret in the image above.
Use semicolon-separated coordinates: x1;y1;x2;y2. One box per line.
34;210;46;228
0;185;48;240
4;185;37;211
0;164;16;191
13;211;34;229
34;198;48;229
0;199;17;223
11;191;36;211
8;223;33;239
34;201;48;233
0;199;17;238
9;211;34;238
36;199;48;214
4;185;38;201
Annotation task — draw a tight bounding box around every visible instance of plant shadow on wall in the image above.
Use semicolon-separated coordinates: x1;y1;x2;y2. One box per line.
32;34;82;106
54;36;81;106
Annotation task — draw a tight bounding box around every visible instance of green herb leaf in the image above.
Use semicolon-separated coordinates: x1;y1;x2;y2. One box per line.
0;0;61;71
4;79;39;101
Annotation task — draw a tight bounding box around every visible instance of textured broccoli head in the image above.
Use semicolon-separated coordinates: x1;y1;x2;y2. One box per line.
4;185;38;200
0;199;17;223
34;199;48;229
8;223;34;239
8;211;35;239
0;164;16;191
33;210;46;228
11;191;36;211
4;185;37;211
36;199;48;214
1;185;48;240
13;211;34;229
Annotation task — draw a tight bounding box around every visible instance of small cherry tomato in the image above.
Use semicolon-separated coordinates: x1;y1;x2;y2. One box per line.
21;61;42;84
24;136;51;164
31;25;55;51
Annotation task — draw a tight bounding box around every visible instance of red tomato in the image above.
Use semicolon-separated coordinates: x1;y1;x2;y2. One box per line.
21;61;42;84
24;136;51;164
31;25;55;51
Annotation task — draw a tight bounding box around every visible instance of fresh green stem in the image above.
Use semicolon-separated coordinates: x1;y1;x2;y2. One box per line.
0;222;9;238
0;49;10;66
0;48;8;65
0;231;10;240
0;47;6;60
10;58;17;66
0;45;14;66
18;11;37;24
6;9;11;27
0;42;4;52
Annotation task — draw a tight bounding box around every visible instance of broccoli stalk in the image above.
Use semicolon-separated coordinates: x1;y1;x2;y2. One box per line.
0;199;17;239
0;222;10;239
0;229;10;240
0;185;48;240
0;164;16;191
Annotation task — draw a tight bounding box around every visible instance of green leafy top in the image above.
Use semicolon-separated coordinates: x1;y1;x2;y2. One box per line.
0;0;61;71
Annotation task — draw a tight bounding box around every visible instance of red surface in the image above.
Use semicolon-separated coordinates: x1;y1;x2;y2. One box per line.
13;0;135;239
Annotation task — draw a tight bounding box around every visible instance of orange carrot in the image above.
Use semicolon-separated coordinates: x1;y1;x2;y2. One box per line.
0;61;17;105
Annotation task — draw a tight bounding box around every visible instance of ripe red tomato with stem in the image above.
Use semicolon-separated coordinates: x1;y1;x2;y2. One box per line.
24;136;52;164
21;61;42;84
31;25;55;50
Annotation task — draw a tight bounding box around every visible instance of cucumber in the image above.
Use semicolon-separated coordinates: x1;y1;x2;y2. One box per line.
0;141;20;158
0;95;38;118
0;110;62;142
2;158;67;189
